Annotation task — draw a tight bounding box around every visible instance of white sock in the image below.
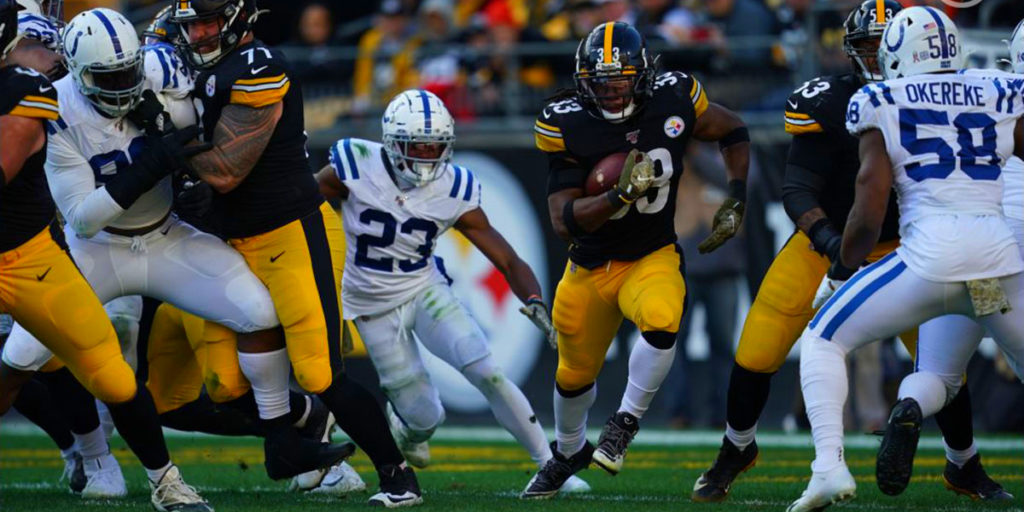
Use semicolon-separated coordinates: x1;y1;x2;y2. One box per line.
145;462;173;483
944;440;977;468
95;400;115;438
554;383;596;458
800;334;849;473
74;426;109;461
237;348;292;420
897;372;947;418
725;423;757;450
462;358;550;467
619;339;676;419
60;446;77;461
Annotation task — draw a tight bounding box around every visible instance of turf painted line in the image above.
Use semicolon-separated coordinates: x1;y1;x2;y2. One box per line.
2;423;1022;452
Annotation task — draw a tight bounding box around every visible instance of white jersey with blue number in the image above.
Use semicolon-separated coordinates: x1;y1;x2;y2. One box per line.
17;13;60;51
46;46;196;234
847;73;1024;281
329;138;482;318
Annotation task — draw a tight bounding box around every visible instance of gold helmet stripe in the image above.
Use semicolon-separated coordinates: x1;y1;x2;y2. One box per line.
603;21;614;64
876;0;886;23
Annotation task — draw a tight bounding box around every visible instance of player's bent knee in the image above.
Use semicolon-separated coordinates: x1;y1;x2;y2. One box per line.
88;362;138;404
291;360;333;395
735;349;786;374
555;366;598;393
461;356;505;396
637;301;681;333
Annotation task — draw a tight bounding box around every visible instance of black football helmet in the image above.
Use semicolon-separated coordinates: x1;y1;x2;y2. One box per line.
844;0;902;82
169;0;259;69
142;5;180;46
0;0;22;61
574;21;656;122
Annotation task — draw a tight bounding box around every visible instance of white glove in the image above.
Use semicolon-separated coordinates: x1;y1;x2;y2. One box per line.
519;298;557;350
812;276;845;309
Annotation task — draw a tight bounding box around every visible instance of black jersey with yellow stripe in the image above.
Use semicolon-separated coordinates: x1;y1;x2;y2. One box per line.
0;65;59;252
194;40;321;239
784;73;899;241
537;70;707;268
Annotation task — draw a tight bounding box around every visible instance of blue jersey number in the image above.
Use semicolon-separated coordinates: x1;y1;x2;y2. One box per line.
88;137;146;185
355;208;438;273
899;108;1000;182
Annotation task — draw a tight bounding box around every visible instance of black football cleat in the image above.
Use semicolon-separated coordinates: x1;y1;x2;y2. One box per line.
264;426;356;481
876;398;922;496
521;441;594;499
944;454;1014;501
368;463;423;508
296;395;335;443
691;436;759;502
592;412;639;475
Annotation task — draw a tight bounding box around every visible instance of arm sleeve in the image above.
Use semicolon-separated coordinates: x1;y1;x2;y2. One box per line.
45;132;125;238
782;132;833;223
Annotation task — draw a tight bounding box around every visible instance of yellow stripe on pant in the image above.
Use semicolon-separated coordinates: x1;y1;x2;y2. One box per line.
0;226;135;403
735;231;915;374
228;201;346;394
552;244;687;391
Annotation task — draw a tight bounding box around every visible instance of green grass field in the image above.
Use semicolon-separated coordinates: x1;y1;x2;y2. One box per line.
1;427;1021;511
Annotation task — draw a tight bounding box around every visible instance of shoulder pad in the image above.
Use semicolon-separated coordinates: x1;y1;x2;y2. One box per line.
330;138;380;181
1;66;58;120
652;71;709;117
144;44;194;99
784;75;857;135
535;98;582;153
222;44;292;108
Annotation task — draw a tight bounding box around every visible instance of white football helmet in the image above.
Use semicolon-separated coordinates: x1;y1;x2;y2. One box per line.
382;89;455;187
1009;19;1024;74
62;8;143;117
879;6;964;80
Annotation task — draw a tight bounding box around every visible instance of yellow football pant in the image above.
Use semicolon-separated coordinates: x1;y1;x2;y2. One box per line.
145;303;251;414
553;244;687;391
229;201;345;394
735;230;916;374
0;226;135;403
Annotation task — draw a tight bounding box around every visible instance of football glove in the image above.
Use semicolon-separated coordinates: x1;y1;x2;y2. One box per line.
175;174;213;219
812;259;858;309
519;297;557;350
614;149;655;202
127;90;173;136
697;198;745;254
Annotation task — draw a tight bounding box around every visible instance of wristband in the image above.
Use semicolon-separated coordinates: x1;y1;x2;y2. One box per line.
562;199;586;238
605;188;633;209
807;218;843;258
718;126;750;150
525;294;543;305
727;179;747;203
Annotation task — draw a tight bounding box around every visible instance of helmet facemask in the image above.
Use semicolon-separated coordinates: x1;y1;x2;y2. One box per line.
75;50;144;117
845;30;884;82
383;133;454;187
575;68;649;122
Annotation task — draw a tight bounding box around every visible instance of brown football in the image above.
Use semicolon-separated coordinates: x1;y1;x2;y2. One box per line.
584;152;629;196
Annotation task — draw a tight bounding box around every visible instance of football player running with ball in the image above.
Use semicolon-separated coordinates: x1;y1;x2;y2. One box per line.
316;89;590;498
169;0;421;505
693;0;1008;503
522;21;749;498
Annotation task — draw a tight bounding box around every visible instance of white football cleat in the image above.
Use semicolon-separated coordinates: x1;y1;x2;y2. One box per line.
150;465;213;512
559;474;591;494
786;464;856;512
81;453;127;498
310;462;367;494
386;402;430;469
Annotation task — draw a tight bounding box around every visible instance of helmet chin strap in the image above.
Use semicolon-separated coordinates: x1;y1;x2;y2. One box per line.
600;100;636;123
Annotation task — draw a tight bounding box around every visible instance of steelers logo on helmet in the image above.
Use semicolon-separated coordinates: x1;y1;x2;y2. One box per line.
843;0;903;82
574;21;656;123
168;0;258;69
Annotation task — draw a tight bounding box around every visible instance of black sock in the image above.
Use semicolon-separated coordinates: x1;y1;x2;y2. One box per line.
319;374;403;468
106;386;171;470
288;392;309;426
934;382;974;451
725;363;774;431
37;368;101;435
220;391;292;437
14;378;74;450
160;394;261;437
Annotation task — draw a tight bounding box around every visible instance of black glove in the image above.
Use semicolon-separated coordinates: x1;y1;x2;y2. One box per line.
105;125;208;209
127;90;174;136
808;218;843;263
827;258;857;281
175;174;213;219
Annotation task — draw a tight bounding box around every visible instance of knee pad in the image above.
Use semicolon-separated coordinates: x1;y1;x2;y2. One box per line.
85;360;138;404
637;300;681;333
291;357;332;395
387;376;445;441
555;365;598;394
641;331;677;350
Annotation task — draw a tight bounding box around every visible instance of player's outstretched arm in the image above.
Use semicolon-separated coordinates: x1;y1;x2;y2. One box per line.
0;114;45;185
314;164;349;200
188;102;283;193
842;130;893;268
456;207;556;347
692;103;750;253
